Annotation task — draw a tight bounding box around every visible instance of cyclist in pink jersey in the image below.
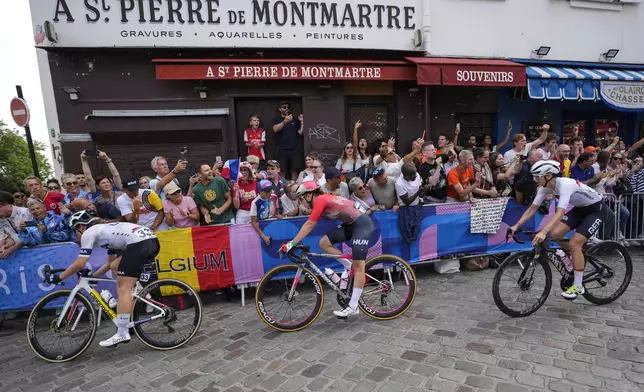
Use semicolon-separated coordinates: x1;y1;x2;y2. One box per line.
281;180;373;317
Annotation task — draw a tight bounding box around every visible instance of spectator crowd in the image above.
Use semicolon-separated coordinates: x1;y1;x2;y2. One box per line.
2;100;644;261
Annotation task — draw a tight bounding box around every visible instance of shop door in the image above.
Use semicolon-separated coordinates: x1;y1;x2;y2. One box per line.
454;113;496;144
234;98;303;162
346;100;395;152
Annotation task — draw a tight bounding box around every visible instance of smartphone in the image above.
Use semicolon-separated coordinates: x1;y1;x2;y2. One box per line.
518;155;528;161
85;150;98;157
25;221;39;227
216;156;222;163
180;146;189;155
456;123;461;131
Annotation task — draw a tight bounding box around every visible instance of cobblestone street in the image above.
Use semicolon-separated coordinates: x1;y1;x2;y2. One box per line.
1;254;644;392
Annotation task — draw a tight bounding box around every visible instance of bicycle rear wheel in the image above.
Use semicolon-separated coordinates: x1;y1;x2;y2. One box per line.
132;279;203;350
27;289;97;362
255;264;324;332
582;241;632;305
358;255;417;320
492;251;552;317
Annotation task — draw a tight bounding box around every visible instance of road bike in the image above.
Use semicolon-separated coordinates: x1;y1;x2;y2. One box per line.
27;266;203;362
255;245;417;332
492;229;632;317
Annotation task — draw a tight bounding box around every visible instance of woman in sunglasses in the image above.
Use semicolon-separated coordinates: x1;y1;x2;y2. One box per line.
297;153;318;185
348;177;384;215
336;142;364;174
12;192;27;208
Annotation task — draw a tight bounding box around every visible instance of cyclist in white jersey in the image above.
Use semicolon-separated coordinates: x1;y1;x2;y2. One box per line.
509;160;613;299
45;210;160;347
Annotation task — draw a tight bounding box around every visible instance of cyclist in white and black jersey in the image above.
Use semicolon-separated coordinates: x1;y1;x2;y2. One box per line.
510;160;614;300
45;210;160;347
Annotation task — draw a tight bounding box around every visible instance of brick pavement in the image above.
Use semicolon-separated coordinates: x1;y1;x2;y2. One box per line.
1;253;644;392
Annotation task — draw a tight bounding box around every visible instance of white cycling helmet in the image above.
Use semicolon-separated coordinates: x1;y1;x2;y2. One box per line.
530;160;560;178
69;210;100;230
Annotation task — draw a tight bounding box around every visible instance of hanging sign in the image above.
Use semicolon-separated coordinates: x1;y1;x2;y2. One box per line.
600;81;644;111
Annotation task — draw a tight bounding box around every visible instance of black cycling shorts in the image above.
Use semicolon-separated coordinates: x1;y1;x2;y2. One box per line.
562;201;614;239
117;238;161;278
325;214;374;261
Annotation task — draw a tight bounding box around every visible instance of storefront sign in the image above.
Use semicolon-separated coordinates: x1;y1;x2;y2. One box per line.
600;81;644;111
441;66;525;87
155;64;417;80
30;0;423;51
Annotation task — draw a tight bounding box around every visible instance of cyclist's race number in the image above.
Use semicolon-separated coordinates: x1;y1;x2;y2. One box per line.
134;227;155;240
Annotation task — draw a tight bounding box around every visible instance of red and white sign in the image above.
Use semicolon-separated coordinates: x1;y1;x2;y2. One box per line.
156;64;417;81
406;57;526;87
10;98;30;127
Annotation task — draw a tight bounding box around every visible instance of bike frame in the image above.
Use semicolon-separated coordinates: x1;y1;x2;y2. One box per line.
286;252;403;302
55;277;168;330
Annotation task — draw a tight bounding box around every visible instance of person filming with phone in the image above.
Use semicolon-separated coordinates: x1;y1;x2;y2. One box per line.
149;155;187;201
272;101;304;181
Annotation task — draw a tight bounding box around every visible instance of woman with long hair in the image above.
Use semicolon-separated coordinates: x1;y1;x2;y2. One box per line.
336;142;364;173
297;152;319;184
353;120;371;167
488;152;520;197
94;175;123;204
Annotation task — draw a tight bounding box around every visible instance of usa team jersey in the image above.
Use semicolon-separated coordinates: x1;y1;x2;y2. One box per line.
532;177;603;210
309;194;364;225
78;222;156;258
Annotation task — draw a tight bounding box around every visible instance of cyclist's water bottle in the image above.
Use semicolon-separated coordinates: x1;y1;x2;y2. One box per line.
100;290;117;309
324;268;341;285
339;270;349;290
556;249;573;272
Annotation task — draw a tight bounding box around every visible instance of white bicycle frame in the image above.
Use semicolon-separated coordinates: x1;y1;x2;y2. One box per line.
55;276;168;331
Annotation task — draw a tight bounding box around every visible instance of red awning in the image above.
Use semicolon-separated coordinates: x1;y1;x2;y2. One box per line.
405;57;526;87
153;58;417;81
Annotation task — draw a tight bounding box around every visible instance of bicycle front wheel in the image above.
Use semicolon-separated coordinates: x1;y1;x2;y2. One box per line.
582;241;632;305
359;255;417;320
255;264;324;332
492;251;552;318
27;289;97;362
132;279;203;350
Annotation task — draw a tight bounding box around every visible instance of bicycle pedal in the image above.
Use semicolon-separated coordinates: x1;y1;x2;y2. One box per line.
336;316;348;320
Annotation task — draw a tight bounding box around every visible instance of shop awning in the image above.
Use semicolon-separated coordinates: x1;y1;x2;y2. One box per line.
405;57;526;87
153;59;417;81
526;66;644;101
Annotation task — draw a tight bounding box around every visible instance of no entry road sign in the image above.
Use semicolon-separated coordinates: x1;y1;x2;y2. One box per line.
10;97;30;127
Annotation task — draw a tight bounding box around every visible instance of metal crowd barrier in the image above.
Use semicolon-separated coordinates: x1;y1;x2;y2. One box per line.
616;192;644;246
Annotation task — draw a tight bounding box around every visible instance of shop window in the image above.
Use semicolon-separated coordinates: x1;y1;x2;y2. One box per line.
563;120;587;144
454;113;495;143
594;119;619;148
347;103;392;147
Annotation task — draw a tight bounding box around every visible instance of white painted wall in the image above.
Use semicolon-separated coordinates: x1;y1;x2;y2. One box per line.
424;0;644;64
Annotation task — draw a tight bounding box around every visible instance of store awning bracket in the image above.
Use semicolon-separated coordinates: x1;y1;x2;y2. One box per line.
85;108;229;120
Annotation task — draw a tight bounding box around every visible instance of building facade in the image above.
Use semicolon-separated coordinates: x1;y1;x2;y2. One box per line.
30;0;644;178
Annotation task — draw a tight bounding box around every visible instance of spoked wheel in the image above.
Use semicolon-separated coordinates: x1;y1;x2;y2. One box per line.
358;255;417;320
582;241;632;305
132;279;203;350
492;251;552;317
255;265;324;332
27;290;97;362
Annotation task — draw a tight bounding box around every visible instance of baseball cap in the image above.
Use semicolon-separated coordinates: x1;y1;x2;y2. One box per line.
123;178;139;190
258;180;273;191
266;160;280;168
324;167;342;179
163;182;181;195
584;146;600;153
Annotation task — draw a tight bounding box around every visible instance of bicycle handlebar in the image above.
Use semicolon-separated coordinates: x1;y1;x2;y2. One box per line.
506;229;567;252
279;244;311;264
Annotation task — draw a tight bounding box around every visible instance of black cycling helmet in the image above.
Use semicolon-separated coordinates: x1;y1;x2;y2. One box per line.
69;210;100;230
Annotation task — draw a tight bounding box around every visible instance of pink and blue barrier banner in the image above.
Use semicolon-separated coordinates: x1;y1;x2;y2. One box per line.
1;199;547;311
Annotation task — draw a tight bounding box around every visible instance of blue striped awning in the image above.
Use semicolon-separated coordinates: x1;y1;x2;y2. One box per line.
526;66;644;101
